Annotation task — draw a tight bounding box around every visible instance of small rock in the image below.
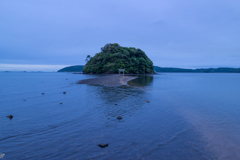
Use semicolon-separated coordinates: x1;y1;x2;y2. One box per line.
7;115;13;120
115;104;118;105
23;100;26;101
66;78;68;80
42;93;45;95
63;92;66;94
146;101;150;103
117;116;123;120
60;103;63;104
107;118;110;119
98;143;108;148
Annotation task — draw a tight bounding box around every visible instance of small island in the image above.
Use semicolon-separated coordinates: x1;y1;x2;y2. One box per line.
78;43;155;86
83;43;155;74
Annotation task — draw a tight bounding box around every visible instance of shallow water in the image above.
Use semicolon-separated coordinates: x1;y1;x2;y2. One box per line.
1;72;240;160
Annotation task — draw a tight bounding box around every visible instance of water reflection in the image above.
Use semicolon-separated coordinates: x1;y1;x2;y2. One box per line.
2;73;234;160
85;76;154;120
128;75;154;87
92;85;147;120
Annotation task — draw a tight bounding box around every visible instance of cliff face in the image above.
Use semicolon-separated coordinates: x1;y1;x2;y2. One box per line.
83;43;154;74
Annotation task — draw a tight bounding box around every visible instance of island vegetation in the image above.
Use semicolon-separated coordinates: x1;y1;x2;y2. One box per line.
83;43;154;74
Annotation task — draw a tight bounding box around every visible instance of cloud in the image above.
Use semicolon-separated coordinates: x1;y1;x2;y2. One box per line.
0;0;240;70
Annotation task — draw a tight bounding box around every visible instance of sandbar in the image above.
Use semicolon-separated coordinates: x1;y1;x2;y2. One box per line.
77;74;137;86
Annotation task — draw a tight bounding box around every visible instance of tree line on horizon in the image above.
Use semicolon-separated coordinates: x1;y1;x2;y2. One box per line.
153;67;240;73
57;43;240;73
58;65;240;73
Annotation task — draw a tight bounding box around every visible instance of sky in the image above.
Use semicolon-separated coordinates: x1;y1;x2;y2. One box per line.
0;0;240;71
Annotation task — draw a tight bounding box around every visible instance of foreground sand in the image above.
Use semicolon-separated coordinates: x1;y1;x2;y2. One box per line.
77;74;137;86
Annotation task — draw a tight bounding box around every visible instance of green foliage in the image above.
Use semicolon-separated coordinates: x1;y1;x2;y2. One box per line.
83;43;154;74
85;55;91;62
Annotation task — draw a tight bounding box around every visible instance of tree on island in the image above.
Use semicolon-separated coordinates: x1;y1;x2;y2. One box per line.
83;43;154;74
85;55;91;62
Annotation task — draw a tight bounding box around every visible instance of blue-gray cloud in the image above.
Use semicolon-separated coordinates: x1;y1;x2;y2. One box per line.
0;0;240;70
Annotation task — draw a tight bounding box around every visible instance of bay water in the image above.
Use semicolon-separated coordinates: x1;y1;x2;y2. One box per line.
1;72;240;160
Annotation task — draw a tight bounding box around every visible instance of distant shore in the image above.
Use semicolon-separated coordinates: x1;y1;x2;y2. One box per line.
77;74;137;86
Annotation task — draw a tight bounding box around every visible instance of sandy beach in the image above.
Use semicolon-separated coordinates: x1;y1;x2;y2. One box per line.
77;74;137;86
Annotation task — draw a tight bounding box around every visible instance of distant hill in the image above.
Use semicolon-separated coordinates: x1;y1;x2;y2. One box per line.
154;67;240;73
58;65;240;73
57;65;84;72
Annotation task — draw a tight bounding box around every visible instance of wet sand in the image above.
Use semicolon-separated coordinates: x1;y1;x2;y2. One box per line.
77;74;137;86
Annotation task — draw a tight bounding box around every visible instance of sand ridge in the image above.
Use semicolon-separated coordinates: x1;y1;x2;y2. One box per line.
77;74;137;86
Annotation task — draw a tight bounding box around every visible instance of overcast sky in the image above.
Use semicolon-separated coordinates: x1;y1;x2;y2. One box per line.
0;0;240;71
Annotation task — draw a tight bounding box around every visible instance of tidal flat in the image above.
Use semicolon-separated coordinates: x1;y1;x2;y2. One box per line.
1;72;240;160
77;74;137;86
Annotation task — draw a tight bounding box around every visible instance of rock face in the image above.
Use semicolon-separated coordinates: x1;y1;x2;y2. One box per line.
83;43;154;74
98;143;109;148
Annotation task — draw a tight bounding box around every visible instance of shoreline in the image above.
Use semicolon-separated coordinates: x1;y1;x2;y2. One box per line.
77;74;137;87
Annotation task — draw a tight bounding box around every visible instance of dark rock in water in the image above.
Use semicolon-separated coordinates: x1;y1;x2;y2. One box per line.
63;92;66;94
66;79;68;80
7;115;13;120
98;143;108;148
115;104;118;105
146;101;150;103
60;103;63;104
23;100;26;101
42;93;45;95
117;116;123;120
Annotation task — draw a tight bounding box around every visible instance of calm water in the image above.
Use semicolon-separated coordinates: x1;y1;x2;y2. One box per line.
1;72;240;160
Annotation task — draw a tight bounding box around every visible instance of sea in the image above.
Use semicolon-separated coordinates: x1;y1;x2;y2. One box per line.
1;72;240;160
